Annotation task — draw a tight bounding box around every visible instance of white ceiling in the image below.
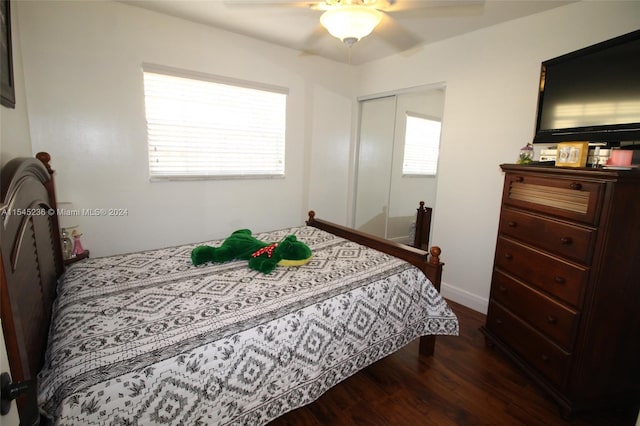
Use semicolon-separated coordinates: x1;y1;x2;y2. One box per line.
120;0;574;65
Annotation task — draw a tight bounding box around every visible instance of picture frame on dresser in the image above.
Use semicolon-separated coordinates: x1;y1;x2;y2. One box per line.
555;141;588;167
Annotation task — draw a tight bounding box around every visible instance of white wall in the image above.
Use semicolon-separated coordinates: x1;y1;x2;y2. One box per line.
0;2;31;167
17;0;355;256
357;1;640;312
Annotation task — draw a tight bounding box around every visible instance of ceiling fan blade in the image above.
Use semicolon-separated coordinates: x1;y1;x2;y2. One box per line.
386;0;485;17
223;0;319;8
303;23;330;46
297;24;333;56
375;12;422;52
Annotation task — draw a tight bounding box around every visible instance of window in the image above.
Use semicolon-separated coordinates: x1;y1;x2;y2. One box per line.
402;113;441;176
142;65;287;180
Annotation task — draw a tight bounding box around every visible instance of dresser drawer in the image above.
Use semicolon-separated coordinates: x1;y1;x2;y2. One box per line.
499;208;596;264
502;173;603;225
495;237;588;307
487;301;571;388
491;270;579;350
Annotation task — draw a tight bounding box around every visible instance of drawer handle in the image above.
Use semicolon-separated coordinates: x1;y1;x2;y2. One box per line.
560;236;572;245
554;276;566;284
495;318;503;325
504;253;513;260
541;354;550;363
514;176;524;183
507;221;517;227
498;285;508;293
546;315;558;324
569;182;582;190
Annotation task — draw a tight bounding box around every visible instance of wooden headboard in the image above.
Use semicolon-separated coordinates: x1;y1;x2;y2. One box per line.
0;152;63;425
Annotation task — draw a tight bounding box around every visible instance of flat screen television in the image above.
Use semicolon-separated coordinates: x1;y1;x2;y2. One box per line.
533;29;640;145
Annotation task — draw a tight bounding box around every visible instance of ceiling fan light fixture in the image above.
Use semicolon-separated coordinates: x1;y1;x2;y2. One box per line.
320;5;382;46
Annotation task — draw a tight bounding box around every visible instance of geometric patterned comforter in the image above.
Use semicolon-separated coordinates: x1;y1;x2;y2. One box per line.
38;226;458;425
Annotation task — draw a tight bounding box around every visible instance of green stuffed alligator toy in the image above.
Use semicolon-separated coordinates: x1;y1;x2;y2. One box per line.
191;229;312;274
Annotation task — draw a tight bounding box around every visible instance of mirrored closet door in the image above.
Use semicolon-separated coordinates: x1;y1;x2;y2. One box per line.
354;87;445;246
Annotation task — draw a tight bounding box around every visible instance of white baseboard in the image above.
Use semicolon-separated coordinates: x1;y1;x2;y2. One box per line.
440;281;488;315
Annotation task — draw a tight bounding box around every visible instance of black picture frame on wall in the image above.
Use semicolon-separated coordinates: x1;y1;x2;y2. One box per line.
1;0;15;109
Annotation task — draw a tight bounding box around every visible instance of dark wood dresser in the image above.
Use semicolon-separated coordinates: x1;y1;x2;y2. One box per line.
480;164;640;417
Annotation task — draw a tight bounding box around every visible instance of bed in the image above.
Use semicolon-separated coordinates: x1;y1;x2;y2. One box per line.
0;153;458;425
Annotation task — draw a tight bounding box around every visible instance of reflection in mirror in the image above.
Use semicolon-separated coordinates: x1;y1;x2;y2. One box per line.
354;86;445;247
354;96;395;240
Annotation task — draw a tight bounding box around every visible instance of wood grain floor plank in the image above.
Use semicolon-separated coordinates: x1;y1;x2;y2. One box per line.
269;300;638;426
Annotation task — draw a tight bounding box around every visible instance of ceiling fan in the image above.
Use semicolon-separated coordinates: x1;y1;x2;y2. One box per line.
316;0;389;47
226;0;484;48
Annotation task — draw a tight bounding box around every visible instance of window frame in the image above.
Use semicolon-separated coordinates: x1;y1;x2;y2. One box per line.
142;63;289;181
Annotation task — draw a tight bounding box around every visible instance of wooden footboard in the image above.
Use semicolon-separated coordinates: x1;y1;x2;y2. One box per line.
306;210;444;356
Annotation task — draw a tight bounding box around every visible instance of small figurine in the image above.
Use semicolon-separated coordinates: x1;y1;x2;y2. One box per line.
72;229;85;256
518;143;534;164
61;228;74;259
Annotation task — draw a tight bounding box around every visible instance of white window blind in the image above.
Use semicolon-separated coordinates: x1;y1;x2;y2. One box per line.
402;113;441;176
143;66;287;179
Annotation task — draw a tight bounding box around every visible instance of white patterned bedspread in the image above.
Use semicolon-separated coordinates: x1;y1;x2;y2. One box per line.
38;226;458;425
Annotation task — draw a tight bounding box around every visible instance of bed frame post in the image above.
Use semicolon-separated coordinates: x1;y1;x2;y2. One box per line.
413;201;433;250
419;336;436;355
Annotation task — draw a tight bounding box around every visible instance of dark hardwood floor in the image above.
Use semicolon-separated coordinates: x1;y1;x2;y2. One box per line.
270;300;639;426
